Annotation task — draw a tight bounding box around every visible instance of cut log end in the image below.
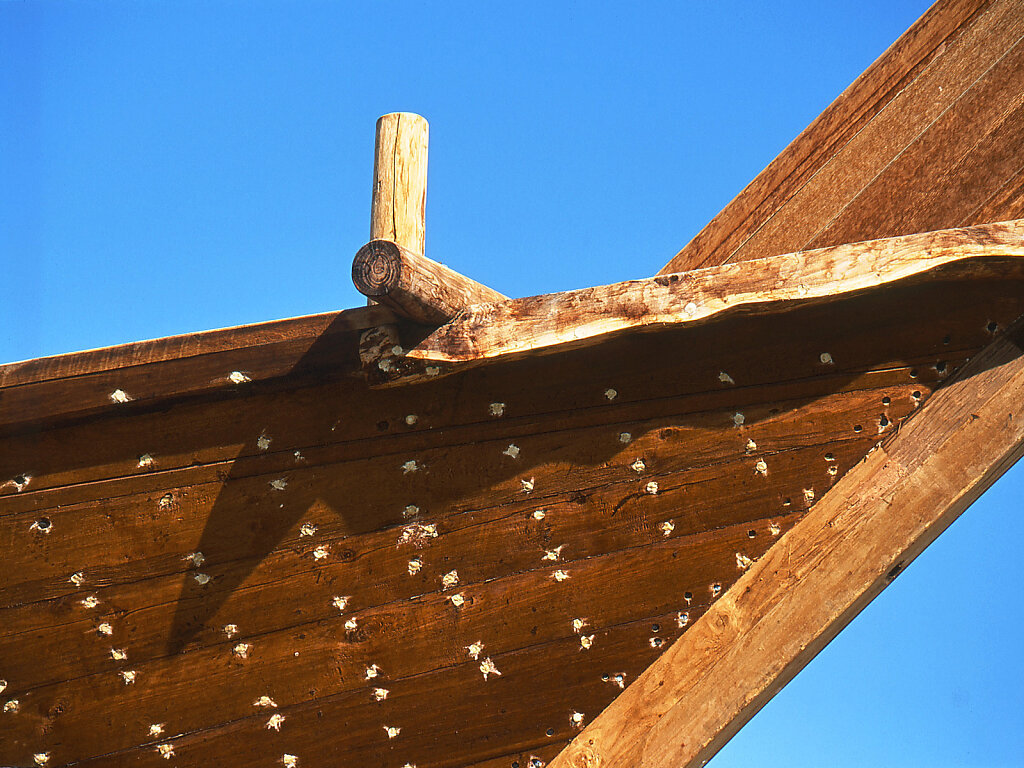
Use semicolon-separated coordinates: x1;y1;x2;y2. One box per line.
353;240;403;298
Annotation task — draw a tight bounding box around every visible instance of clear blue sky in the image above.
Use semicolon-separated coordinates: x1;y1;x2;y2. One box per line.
2;2;1022;765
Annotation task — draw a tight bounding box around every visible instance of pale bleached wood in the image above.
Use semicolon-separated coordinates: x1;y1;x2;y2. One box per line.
408;220;1024;363
549;315;1024;768
352;239;508;325
371;112;429;254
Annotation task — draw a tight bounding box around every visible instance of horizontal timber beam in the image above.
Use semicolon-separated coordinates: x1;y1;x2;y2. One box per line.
352;239;508;325
549;299;1024;767
407;220;1024;364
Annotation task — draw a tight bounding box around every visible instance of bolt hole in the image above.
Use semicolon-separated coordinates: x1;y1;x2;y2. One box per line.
651;623;660;632
546;728;554;737
987;321;999;334
512;763;520;768
935;361;947;373
601;674;610;681
853;424;863;433
879;414;890;428
783;497;792;506
912;391;922;400
747;529;756;538
882;396;891;406
824;453;834;461
909;369;918;378
683;591;692;601
36;517;51;531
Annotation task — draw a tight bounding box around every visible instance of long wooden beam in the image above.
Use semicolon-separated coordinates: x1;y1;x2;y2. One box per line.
407;220;1024;364
661;0;1024;274
549;299;1024;768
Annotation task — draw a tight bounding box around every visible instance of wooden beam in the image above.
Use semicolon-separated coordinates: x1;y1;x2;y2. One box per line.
352;239;508;325
660;0;1024;273
549;312;1024;767
408;220;1024;364
370;112;429;254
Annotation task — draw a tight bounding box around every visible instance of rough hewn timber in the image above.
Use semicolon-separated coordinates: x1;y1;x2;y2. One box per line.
370;113;429;255
353;239;507;325
411;221;1024;364
550;318;1024;768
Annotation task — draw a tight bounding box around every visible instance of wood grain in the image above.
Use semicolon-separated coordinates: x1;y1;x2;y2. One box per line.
353;239;507;325
549;318;1024;768
412;221;1024;364
371;112;429;254
660;0;1024;273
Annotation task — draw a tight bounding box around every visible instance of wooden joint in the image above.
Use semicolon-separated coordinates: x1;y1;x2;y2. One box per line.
352;239;507;326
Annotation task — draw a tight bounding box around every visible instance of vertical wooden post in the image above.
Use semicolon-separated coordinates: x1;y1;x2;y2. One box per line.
371;112;429;255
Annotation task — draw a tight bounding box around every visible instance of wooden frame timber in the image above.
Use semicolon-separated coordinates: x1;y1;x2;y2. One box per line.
409;221;1024;365
551;312;1024;768
3;1;1024;765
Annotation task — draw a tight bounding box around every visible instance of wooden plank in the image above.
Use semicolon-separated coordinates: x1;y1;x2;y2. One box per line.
660;0;1023;273
11;271;1010;505
0;305;396;434
549;317;1024;768
410;221;1024;364
353;239;508;325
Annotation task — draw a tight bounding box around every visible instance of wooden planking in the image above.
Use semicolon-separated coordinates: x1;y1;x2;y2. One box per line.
9;271;1017;505
0;521;793;764
549;321;1024;768
411;222;1024;364
3;276;1024;766
660;0;1024;273
0;306;396;435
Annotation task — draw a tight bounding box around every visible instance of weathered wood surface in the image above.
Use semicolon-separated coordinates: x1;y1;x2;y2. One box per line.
411;221;1024;364
550;318;1024;768
353;239;508;325
3;272;1023;767
661;0;1024;273
371;112;429;255
0;305;397;435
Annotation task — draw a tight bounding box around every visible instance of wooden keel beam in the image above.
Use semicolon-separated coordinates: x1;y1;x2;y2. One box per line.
549;317;1024;768
353;239;508;325
370;112;429;253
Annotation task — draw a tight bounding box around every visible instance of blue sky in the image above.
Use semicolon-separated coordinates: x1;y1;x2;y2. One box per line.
3;2;1022;765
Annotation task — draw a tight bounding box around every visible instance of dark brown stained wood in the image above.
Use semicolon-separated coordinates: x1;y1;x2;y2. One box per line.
660;0;1024;273
0;305;398;435
549;323;1024;768
411;221;1024;364
11;271;1019;507
4;269;1024;768
353;239;508;325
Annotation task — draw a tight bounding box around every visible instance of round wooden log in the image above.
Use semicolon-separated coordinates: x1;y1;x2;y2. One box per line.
353;240;508;326
371;113;429;254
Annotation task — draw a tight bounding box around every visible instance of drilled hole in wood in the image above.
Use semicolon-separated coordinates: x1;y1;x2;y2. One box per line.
912;390;922;400
747;529;756;538
651;623;660;632
909;369;918;378
934;361;947;374
853;424;863;432
546;728;554;737
33;517;51;532
987;320;999;334
882;396;891;405
942;334;951;345
879;414;890;429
